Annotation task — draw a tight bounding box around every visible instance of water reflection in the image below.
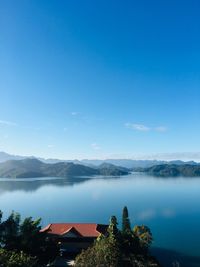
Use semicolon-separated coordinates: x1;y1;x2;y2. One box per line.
0;176;92;194
0;173;200;266
152;247;200;267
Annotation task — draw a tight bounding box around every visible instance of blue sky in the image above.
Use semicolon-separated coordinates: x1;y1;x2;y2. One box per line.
0;0;200;160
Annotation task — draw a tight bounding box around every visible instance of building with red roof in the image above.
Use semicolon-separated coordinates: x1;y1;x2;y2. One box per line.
41;223;108;255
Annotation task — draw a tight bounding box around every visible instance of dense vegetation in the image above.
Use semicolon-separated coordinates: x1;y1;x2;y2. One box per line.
0;249;37;267
75;207;160;267
0;211;58;266
142;164;200;177
0;207;160;266
0;159;129;178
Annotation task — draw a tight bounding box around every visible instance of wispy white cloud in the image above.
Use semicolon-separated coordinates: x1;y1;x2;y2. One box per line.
0;120;17;126
47;144;55;148
125;123;150;132
91;143;101;150
125;123;167;132
71;112;79;116
107;152;200;162
139;152;200;161
154;126;167;132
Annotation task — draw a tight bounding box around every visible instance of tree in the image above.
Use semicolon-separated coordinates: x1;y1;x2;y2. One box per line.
0;248;38;267
122;206;131;233
19;217;58;263
1;212;21;250
121;206;141;256
0;210;2;224
75;212;159;267
0;211;58;265
133;225;153;253
75;216;122;267
108;216;120;241
20;217;42;254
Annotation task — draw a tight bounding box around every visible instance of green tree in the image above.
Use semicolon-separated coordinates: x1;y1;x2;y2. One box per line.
75;217;122;267
0;211;58;265
121;207;141;256
133;225;153;253
0;210;2;223
75;212;159;267
1;212;21;250
0;248;38;267
122;206;131;233
75;237;121;267
19;217;58;263
107;215;120;241
19;217;42;254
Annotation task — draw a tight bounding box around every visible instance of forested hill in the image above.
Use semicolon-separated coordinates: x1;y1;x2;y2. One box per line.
0;159;129;178
141;164;200;177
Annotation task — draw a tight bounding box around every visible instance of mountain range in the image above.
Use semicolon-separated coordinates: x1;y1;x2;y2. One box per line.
0;151;199;168
0;158;129;178
138;164;200;177
0;152;200;178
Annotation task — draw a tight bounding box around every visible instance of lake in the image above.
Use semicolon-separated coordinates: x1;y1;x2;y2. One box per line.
0;173;200;267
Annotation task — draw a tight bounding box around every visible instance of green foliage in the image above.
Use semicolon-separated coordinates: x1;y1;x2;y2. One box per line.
0;249;38;267
0;210;58;265
108;216;120;241
1;212;21;250
0;211;2;223
122;206;131;233
75;209;160;267
75;218;122;267
76;236;122;267
19;217;42;255
144;164;200;177
133;225;153;252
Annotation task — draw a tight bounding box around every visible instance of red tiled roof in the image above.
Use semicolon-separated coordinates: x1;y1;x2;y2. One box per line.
41;223;108;237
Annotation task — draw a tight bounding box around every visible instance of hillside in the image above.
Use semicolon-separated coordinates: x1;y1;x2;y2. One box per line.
141;164;200;177
0;151;199;168
0;159;129;178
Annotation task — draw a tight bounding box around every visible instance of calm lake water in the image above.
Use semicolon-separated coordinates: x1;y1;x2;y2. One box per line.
0;173;200;266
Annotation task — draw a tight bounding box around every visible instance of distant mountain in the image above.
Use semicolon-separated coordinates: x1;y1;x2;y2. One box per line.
140;164;200;177
81;159;199;168
0;151;199;169
0;158;129;178
0;151;25;163
98;163;129;176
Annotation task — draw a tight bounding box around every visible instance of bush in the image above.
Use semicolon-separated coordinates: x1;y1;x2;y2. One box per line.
0;249;38;267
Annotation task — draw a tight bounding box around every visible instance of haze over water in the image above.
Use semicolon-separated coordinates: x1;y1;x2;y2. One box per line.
0;173;200;266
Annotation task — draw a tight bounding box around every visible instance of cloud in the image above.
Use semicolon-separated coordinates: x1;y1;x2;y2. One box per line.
47;144;54;148
91;143;101;150
71;112;79;116
0;120;17;126
125;123;150;131
140;152;200;161
125;123;167;132
154;126;167;132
